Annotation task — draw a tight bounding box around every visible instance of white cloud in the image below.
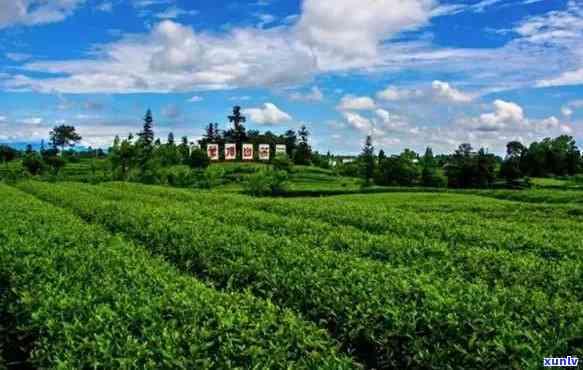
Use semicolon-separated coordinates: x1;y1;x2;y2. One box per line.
0;0;85;29
2;0;583;95
22;117;43;125
132;0;172;8
6;20;317;93
561;100;583;117
538;68;583;87
161;104;181;119
229;96;251;101
342;111;373;132
289;86;324;102
376;86;422;101
431;80;473;103
243;103;292;125
476;100;524;131
0;116;6;122
513;1;583;87
5;53;32;62
297;0;437;69
188;96;203;102
376;81;472;103
155;6;198;19
96;1;113;12
337;95;376;111
562;106;574;117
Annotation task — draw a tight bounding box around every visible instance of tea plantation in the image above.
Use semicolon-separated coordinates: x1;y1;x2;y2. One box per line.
1;182;582;369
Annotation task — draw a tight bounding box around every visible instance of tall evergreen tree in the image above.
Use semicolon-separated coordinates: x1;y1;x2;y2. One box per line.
378;149;386;164
167;132;175;145
284;129;298;157
228;106;247;159
178;136;190;163
360;135;375;185
294;125;311;165
138;109;155;150
136;110;155;170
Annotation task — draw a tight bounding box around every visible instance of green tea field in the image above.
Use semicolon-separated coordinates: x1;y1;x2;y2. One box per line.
1;181;581;369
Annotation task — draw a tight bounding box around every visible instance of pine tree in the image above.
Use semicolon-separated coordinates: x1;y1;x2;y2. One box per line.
167;132;175;145
228;106;247;159
294;125;311;165
179;136;190;164
378;149;386;164
137;109;155;171
138;109;155;149
360;135;375;186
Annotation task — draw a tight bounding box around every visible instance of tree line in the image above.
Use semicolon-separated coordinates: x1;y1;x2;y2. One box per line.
355;134;583;188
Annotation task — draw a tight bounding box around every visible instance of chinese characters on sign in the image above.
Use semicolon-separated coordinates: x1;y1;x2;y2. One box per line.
207;144;219;161
243;144;254;160
207;143;281;161
225;143;236;160
259;144;270;161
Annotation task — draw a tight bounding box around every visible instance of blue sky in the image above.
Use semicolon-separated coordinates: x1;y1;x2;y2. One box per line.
0;0;582;155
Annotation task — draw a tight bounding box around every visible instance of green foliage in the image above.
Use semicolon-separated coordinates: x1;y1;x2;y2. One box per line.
49;125;82;153
187;148;210;169
421;167;447;188
0;145;17;163
293;125;312;165
444;145;497;188
43;154;66;175
359;135;375;186
0;184;352;369
17;181;583;369
22;154;44;176
271;154;293;173
516;136;581;177
243;170;288;196
376;155;420;186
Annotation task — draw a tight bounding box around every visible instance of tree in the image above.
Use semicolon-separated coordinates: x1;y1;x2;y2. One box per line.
506;141;525;158
376;155;420;186
49;125;82;154
110;134;137;180
136;110;156;172
138;109;155;149
422;147;435;168
420;147;445;187
294;125;311;165
228;106;247;159
284;130;298;157
22;148;44;176
378;149;386;164
445;144;496;188
359;135;375;185
188;148;210;169
167;132;175;146
500;141;526;184
0;145;17;164
179;136;191;164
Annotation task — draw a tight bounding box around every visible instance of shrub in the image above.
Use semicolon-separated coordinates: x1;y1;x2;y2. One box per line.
272;154;293;173
188;148;210;169
22;155;44;176
421;167;447;188
243;170;288;196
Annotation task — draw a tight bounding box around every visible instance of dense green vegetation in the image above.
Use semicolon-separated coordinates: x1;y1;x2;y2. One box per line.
10;181;583;369
0;184;353;369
